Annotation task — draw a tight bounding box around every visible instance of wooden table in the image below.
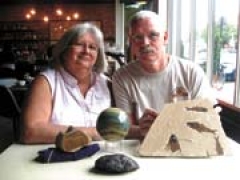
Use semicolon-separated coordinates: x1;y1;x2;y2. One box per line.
0;139;240;180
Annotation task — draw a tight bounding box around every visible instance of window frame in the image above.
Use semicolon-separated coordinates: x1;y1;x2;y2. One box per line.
164;0;240;107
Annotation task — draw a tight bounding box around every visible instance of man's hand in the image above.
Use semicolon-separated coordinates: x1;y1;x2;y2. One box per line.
139;108;158;137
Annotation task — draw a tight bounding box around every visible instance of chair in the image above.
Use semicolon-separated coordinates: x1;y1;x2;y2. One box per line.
215;100;240;143
0;67;16;78
0;85;21;142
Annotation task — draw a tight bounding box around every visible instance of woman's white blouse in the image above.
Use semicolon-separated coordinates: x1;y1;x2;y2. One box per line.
41;68;111;127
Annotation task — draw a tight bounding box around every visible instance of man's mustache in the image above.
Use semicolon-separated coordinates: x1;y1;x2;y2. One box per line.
140;46;154;54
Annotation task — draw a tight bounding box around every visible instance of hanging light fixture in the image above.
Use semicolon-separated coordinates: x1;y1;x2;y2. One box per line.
30;8;36;15
25;6;79;22
25;8;36;20
73;12;79;20
56;8;63;16
43;16;49;22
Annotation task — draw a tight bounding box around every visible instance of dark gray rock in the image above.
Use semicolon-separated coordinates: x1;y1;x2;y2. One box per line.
94;154;139;174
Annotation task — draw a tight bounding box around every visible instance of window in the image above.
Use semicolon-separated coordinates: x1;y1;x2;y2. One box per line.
166;0;240;107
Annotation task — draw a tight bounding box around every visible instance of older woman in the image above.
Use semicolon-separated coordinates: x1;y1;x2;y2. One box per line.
21;23;111;144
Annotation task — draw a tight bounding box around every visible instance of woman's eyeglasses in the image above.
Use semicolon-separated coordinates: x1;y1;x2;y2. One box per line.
70;43;99;53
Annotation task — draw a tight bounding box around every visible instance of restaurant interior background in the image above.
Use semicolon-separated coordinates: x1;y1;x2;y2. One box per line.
0;0;154;152
0;0;240;152
0;0;157;78
0;0;115;75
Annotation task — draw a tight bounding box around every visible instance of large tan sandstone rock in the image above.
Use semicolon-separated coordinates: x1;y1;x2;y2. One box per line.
138;99;230;157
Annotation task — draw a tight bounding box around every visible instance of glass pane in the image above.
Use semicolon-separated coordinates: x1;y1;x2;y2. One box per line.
195;0;208;70
181;0;239;104
181;0;191;59
213;0;238;104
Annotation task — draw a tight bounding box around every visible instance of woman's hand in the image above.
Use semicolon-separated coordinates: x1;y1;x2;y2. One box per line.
139;108;158;138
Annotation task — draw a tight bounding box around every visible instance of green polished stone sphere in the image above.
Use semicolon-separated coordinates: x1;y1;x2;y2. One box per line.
96;108;130;142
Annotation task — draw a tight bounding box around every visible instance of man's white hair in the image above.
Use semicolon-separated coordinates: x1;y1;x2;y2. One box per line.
128;10;166;34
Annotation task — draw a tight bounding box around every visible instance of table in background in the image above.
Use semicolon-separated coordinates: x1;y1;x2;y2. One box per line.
0;139;240;180
0;78;17;87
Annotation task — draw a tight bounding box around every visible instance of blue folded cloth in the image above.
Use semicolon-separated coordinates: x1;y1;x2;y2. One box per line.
35;143;100;163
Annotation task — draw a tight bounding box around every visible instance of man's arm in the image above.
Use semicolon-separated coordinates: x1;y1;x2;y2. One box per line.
126;109;158;140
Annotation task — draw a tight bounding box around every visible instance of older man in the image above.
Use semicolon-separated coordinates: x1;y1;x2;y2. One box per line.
112;10;215;140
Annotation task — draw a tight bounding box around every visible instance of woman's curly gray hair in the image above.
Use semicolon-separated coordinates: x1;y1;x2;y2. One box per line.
52;22;107;73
